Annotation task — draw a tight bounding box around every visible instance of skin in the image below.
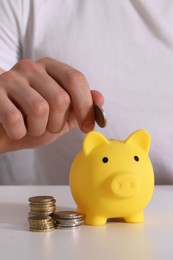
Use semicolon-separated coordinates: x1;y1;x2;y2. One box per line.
0;57;104;153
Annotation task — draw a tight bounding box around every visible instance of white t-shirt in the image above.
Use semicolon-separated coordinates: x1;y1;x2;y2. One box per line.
0;0;173;184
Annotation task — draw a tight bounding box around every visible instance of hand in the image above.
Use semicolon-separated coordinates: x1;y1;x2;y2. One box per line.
0;58;104;152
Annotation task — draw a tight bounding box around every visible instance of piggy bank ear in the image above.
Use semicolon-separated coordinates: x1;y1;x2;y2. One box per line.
83;131;110;155
125;129;151;153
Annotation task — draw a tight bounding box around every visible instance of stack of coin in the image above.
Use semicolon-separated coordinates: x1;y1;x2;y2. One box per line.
28;195;56;218
28;216;55;232
28;196;56;232
54;211;84;229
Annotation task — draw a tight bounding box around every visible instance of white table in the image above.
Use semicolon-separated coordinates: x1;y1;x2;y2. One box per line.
0;185;172;260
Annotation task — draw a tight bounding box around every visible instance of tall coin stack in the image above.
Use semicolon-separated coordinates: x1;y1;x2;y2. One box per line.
28;196;56;232
54;211;84;229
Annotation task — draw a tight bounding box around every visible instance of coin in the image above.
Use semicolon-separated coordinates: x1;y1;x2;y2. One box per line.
54;211;83;219
28;212;55;218
55;224;82;229
55;219;83;226
94;103;107;128
28;196;55;204
30;206;56;213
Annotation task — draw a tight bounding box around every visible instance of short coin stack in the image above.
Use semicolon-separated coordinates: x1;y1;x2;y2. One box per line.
54;211;84;229
28;215;55;232
28;196;56;232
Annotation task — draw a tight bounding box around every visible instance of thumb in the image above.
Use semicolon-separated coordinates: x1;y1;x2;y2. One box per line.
91;90;104;107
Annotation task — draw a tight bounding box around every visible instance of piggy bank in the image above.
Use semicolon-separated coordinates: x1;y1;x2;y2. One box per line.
69;130;154;226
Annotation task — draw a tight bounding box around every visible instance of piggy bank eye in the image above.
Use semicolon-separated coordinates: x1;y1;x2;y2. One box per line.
102;157;109;163
134;155;139;162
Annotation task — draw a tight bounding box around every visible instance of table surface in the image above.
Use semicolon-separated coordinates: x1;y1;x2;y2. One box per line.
0;185;172;260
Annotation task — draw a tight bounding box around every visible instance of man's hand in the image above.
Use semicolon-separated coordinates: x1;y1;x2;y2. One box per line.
0;58;104;152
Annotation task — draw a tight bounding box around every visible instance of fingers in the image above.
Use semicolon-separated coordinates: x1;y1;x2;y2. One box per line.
37;58;95;132
0;69;51;138
12;60;76;133
0;58;105;143
91;90;104;107
8;83;50;137
21;68;71;133
0;93;26;140
9;60;72;134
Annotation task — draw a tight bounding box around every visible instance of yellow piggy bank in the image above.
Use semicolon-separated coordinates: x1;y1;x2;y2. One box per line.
69;130;154;226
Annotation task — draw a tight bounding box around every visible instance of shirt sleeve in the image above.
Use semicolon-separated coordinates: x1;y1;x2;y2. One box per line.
0;0;23;70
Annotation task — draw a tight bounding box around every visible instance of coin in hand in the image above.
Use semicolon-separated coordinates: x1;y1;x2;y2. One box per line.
94;103;107;128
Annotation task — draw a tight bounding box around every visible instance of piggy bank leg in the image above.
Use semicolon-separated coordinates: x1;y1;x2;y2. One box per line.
124;211;144;223
85;214;107;226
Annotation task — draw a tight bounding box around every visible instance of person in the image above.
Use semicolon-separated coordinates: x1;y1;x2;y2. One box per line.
0;0;173;184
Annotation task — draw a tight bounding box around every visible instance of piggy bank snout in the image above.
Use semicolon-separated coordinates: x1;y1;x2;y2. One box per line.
111;173;139;198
